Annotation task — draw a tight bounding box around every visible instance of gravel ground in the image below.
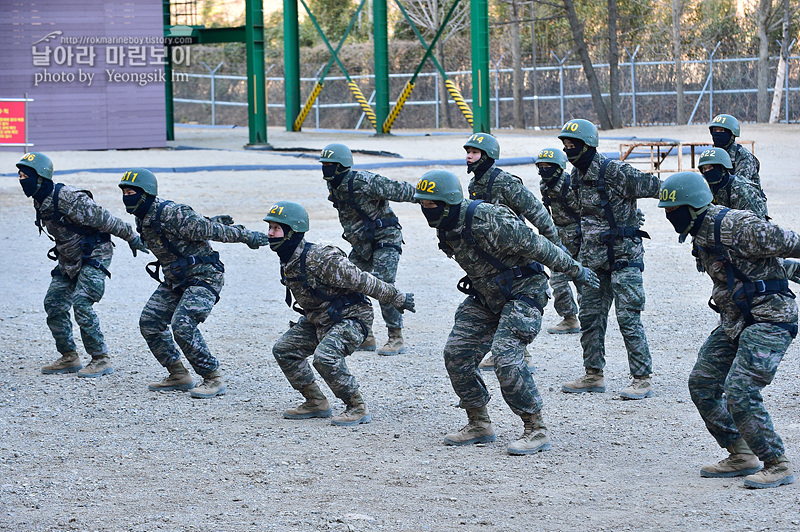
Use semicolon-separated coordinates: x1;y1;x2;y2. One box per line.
1;124;800;531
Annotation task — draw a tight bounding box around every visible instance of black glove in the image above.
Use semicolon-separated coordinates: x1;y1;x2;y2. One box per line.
574;265;600;289
636;209;645;228
128;236;150;257
209;214;235;225
246;231;268;250
392;292;416;313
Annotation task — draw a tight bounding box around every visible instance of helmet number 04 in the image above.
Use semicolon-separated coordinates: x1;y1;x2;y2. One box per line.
416;180;436;193
659;188;677;202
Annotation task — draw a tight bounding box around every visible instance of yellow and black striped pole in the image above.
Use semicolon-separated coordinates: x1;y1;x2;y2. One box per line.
349;80;377;128
293;81;324;131
382;80;415;133
446;79;473;127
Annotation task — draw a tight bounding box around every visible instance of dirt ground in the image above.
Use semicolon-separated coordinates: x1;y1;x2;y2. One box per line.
2;123;800;531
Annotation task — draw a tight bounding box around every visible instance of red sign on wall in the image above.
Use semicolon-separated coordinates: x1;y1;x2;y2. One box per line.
0;101;27;145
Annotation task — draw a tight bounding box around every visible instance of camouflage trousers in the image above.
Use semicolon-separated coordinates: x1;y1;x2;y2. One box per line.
139;280;221;376
550;237;581;317
272;316;368;401
350;244;402;330
44;261;110;356
689;323;793;462
443;296;544;416
579;266;651;376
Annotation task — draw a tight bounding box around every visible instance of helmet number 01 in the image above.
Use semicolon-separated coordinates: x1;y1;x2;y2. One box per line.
659;188;677;202
416;180;436;193
713;116;727;124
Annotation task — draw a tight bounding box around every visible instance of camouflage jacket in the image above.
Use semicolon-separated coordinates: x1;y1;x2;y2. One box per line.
469;163;561;247
34;184;137;279
137;197;258;285
725;143;761;190
692;204;800;339
281;239;402;330
327;170;415;259
712;173;768;221
438;200;582;314
571;153;661;271
539;170;581;253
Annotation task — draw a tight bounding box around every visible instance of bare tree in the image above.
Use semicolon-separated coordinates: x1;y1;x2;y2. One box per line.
562;0;612;129
498;0;527;129
608;0;621;128
403;0;470;128
671;0;685;124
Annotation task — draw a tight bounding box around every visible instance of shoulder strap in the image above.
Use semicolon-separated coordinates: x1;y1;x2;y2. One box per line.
462;200;509;272
154;200;183;258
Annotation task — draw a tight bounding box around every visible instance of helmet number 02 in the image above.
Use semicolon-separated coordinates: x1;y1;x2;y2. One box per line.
416;180;436;193
659;188;677;202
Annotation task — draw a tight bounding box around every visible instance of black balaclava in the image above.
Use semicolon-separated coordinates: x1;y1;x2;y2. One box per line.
538;164;562;185
711;130;733;149
702;166;730;194
467;151;494;176
123;190;155;218
666;205;709;243
268;224;304;262
19;166;53;201
564;139;596;172
323;163;350;189
422;201;461;231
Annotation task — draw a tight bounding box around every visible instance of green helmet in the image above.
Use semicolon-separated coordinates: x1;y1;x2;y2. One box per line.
118;168;158;196
463;133;500;159
263;201;309;232
709;114;740;137
658;172;713;209
558;119;599;147
414;170;463;205
319;143;353;167
698;147;733;170
16;152;54;180
536;147;567;169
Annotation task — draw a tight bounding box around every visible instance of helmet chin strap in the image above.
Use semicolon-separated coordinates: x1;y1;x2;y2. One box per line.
678;204;710;243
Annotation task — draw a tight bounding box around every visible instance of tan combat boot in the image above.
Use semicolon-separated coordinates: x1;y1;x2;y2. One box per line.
148;360;195;392
562;368;605;393
701;438;761;478
478;352;495;371
620;375;654;400
77;355;113;378
547;315;580;334
377;328;406;356
358;333;377;352
41;351;83;374
331;390;371;426
190;369;226;398
744;455;794;489
283;382;332;419
443;406;496;446
507;412;551;455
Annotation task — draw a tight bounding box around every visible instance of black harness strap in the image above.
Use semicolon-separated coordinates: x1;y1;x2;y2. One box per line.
282;242;369;324
698;208;796;336
145;200;224;284
328;172;401;251
43;184;112;278
447;200;546;314
591;160;649;272
468;167;503;202
543;175;582;248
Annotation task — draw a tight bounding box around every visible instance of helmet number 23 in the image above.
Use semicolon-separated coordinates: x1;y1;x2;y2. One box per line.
416;180;436;193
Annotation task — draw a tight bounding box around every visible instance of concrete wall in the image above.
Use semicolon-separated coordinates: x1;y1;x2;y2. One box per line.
0;0;167;151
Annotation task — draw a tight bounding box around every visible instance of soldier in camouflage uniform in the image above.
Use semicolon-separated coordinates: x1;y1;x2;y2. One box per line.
119;168;267;399
319;143;416;356
16;152;149;378
659;171;796;489
265;201;415;426
709;114;762;194
537;147;582;335
558;119;661;400
698;148;767;220
463;133;565;369
414;170;599;455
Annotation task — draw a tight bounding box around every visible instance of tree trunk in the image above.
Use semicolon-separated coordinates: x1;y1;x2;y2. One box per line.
608;0;621;129
530;2;540;129
562;0;612;129
756;0;772;122
769;0;790;123
511;1;525;129
672;0;685;124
